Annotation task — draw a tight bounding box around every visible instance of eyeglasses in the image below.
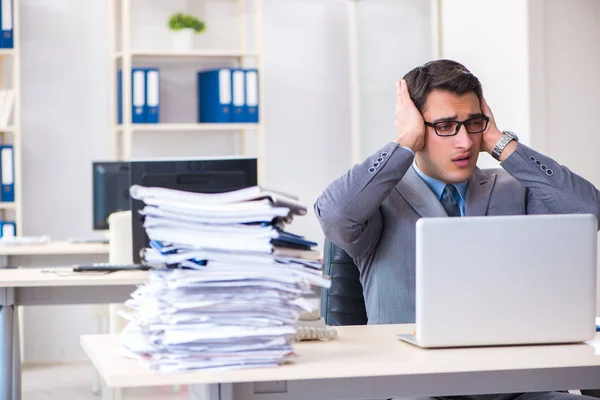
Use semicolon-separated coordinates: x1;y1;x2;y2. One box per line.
424;116;489;137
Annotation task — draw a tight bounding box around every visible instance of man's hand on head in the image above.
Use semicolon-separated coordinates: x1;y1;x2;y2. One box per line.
480;96;517;161
395;79;425;153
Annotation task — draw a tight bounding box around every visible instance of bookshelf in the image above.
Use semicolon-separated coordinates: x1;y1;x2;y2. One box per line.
0;1;103;256
108;0;265;182
115;50;259;60
0;0;21;237
115;122;260;132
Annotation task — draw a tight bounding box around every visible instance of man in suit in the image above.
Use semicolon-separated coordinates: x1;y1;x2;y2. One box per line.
314;59;600;400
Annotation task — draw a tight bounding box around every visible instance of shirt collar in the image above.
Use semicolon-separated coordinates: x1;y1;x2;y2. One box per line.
412;160;468;203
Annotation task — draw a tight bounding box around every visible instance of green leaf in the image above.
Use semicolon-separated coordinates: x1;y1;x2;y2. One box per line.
167;12;206;33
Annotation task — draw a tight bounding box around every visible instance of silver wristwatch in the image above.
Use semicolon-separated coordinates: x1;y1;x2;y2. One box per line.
492;130;519;161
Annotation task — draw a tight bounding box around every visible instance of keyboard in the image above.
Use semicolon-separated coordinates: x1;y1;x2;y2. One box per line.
72;263;151;272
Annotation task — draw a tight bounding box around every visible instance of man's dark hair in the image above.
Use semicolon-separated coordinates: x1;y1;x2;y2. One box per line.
402;59;483;113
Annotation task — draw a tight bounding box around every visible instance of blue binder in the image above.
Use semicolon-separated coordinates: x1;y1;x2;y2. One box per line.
131;68;146;123
244;69;259;123
231;69;246;123
145;68;160;123
0;221;15;237
118;68;146;124
0;144;13;202
0;0;13;49
197;69;232;123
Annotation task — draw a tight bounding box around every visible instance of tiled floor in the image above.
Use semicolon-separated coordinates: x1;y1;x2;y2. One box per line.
22;363;188;400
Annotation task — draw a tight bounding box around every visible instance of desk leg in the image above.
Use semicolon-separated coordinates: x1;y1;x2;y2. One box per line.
0;287;15;400
100;377;119;400
189;383;233;400
12;306;20;400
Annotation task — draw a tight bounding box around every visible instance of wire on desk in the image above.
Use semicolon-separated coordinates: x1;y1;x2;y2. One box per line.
40;269;112;277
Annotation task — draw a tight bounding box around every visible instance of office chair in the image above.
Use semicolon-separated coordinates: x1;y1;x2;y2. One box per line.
320;239;368;326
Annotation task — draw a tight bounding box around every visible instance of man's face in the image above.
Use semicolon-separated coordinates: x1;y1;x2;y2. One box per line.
416;89;483;184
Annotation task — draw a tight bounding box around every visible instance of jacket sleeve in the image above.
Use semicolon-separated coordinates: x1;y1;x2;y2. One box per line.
500;142;600;229
314;141;414;260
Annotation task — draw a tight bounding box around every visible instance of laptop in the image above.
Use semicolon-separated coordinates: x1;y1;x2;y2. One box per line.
398;213;598;348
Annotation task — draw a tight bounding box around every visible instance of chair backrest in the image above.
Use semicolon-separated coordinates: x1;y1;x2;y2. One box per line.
320;239;368;326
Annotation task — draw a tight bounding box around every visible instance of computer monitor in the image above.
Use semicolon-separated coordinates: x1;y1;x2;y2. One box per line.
92;161;131;230
129;156;258;264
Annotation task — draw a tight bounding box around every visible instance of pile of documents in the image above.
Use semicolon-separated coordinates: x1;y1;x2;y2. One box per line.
118;185;330;373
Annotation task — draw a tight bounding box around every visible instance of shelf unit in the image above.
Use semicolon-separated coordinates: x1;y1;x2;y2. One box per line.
0;0;21;236
108;0;265;182
114;50;259;60
115;122;260;133
0;0;110;255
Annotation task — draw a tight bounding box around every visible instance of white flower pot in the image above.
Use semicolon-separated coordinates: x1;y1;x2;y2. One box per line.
170;28;194;51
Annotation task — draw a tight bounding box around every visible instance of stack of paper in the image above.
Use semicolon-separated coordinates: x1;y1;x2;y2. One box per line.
118;184;330;373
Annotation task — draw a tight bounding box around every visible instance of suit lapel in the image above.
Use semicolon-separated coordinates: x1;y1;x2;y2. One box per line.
465;168;497;216
396;166;448;218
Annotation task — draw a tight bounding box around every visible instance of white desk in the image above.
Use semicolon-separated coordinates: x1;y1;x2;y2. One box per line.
81;324;600;400
0;241;110;374
0;241;109;257
0;267;147;400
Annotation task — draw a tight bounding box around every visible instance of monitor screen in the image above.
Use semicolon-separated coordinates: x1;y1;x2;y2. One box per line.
129;156;258;263
92;161;131;230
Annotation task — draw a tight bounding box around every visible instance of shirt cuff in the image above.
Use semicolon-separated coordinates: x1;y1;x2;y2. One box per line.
401;145;415;156
389;140;415;156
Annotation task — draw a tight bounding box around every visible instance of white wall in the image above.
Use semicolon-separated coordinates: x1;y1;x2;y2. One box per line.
262;0;351;249
19;0;351;363
537;0;600;314
352;0;433;161
20;0;110;239
439;0;530;169
19;0;111;365
538;0;600;181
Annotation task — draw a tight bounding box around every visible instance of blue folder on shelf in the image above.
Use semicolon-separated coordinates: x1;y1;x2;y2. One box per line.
0;144;14;202
145;68;160;123
0;221;15;237
118;68;146;124
231;69;246;123
0;0;13;49
244;68;259;123
131;68;146;123
197;69;232;123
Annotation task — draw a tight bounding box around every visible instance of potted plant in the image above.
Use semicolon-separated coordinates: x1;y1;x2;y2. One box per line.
168;12;206;51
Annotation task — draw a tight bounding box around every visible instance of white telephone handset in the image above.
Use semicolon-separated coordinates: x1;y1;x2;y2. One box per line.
295;310;338;341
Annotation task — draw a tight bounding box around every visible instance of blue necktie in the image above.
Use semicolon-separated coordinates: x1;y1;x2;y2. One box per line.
441;184;460;217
